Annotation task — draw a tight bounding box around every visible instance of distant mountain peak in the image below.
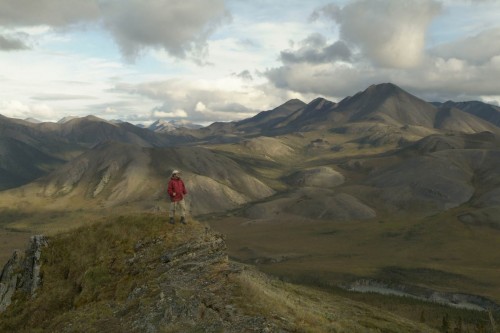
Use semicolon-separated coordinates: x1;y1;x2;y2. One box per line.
148;119;202;132
24;117;42;123
307;97;335;110
281;98;306;108
58;115;108;125
83;115;107;122
57;116;78;124
364;82;406;96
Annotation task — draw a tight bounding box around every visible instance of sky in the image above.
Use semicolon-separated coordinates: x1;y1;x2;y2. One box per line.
0;0;500;125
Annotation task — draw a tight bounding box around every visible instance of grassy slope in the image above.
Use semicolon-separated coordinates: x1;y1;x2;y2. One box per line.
0;214;437;333
206;214;500;331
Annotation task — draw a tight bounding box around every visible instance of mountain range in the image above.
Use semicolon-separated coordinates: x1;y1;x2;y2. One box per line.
1;82;500;321
2;83;500;217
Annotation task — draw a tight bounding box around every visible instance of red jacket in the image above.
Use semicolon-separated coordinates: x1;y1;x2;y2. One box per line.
167;177;187;202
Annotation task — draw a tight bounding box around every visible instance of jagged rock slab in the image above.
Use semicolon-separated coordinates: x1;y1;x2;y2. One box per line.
0;235;47;312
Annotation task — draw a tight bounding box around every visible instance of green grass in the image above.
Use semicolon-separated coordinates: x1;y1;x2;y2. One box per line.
281;273;499;333
233;268;437;332
0;213;203;332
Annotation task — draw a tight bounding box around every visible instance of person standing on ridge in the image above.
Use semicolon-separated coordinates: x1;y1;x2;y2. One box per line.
167;169;187;224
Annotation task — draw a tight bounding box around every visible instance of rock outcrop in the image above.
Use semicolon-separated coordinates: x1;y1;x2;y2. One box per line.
0;225;283;332
0;235;47;312
124;231;283;333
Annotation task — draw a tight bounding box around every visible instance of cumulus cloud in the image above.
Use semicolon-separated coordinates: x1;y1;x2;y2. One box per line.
283;0;441;70
0;0;99;27
100;0;230;61
114;79;268;123
280;33;351;64
0;34;28;50
233;70;253;81
336;0;442;68
0;100;56;119
32;93;96;101
153;108;188;118
309;3;340;22
404;56;500;101
266;62;374;98
265;0;500;105
431;27;500;65
0;0;230;61
265;52;500;103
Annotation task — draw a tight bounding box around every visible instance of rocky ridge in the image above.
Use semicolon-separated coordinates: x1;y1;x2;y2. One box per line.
123;230;282;332
0;225;282;332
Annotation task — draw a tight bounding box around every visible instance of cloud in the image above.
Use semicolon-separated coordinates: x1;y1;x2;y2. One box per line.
0;0;99;27
265;0;500;105
402;56;500;101
0;34;28;50
0;48;159;122
114;79;271;123
100;0;231;62
265;62;372;98
195;101;207;112
431;27;500;64
265;52;500;103
280;33;351;64
0;0;230;62
334;0;442;68
309;3;340;22
0;100;56;119
32;93;96;101
280;0;442;69
232;70;253;81
153;108;188;118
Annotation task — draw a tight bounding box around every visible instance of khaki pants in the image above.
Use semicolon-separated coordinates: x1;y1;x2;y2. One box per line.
169;199;186;218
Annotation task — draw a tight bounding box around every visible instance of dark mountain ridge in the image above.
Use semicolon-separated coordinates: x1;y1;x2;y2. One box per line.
0;115;199;189
1;82;499;192
233;98;307;132
201;83;500;138
434;100;500;127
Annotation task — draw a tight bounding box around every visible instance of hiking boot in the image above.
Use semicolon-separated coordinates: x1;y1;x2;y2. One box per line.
169;217;175;224
180;216;186;224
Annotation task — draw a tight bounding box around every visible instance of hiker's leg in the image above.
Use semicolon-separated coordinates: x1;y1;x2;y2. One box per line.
169;201;177;218
179;200;187;223
178;200;186;217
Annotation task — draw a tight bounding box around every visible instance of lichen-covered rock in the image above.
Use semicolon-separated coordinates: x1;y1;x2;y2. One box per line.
119;232;286;333
0;250;21;312
0;235;48;312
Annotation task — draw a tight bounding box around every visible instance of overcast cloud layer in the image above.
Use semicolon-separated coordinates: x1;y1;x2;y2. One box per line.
0;0;499;124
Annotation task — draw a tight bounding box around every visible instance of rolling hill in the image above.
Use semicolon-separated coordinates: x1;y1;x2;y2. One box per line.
0;115;198;191
0;141;275;217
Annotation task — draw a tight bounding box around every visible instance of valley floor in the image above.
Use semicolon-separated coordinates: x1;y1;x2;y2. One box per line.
205;213;500;330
